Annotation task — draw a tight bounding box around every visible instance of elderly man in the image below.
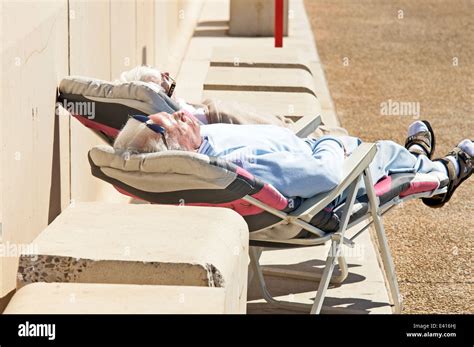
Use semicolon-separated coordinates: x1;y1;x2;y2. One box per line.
114;110;473;210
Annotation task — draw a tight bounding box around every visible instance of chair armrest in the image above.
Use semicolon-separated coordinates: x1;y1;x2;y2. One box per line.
292;115;321;138
290;142;377;220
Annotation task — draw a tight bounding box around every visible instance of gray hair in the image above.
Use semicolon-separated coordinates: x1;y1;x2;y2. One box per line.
114;117;168;157
117;65;165;92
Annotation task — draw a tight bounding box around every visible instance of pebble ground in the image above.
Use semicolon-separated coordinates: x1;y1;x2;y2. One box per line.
305;0;473;313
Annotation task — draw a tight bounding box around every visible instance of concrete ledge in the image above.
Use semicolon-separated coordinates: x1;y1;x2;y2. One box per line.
309;62;335;111
4;283;230;314
17;202;249;313
202;90;321;120
210;47;310;71
204;45;323;133
204;67;315;96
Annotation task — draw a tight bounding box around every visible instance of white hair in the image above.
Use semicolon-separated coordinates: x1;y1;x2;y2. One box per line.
114;118;168;156
117;65;166;92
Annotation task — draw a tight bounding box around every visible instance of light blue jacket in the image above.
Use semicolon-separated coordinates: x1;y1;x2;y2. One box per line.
198;124;345;198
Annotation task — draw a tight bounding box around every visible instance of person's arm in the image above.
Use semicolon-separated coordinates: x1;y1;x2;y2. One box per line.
222;137;345;198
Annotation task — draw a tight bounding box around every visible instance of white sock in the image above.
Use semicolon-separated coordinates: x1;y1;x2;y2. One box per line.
407;121;429;137
443;139;473;177
407;121;429;154
458;139;474;156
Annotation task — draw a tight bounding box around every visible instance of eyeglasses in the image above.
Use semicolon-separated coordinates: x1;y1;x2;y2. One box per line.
163;74;176;98
130;115;164;132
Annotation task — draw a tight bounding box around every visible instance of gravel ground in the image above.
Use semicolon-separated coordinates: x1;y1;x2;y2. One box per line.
305;0;473;313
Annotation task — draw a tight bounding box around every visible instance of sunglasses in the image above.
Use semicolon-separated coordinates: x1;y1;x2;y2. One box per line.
131;115;165;133
163;74;176;98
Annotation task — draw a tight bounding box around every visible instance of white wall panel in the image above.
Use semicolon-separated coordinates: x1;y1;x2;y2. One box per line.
1;0;69;296
69;0;129;204
111;0;137;80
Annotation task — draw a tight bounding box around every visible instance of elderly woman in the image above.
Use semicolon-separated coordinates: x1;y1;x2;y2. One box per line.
114;110;473;210
117;65;347;137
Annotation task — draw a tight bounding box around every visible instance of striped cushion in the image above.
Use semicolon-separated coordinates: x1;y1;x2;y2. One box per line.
89;145;291;232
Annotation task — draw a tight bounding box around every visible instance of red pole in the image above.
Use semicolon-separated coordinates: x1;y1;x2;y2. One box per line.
275;0;283;47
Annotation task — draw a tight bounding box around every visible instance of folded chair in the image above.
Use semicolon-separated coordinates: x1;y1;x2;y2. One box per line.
88;139;447;314
60;77;447;314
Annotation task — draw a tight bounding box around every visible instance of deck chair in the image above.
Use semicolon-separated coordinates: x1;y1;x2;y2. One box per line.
88;137;447;314
57;76;321;143
60;76;447;313
57;76;181;145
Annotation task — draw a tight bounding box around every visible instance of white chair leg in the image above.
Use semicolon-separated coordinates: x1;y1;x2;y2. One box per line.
311;177;360;314
249;247;281;305
333;256;348;284
374;218;402;313
247;246;263;291
363;169;402;313
249;176;361;314
310;240;339;314
249;246;313;312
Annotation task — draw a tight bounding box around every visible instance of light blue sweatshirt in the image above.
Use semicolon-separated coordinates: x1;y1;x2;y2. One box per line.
198;123;448;200
198;124;345;198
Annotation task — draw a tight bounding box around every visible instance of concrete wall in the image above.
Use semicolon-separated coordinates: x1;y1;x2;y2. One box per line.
0;0;203;300
229;0;289;37
1;0;70;299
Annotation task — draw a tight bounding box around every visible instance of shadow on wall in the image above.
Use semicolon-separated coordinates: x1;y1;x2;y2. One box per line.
48;100;63;225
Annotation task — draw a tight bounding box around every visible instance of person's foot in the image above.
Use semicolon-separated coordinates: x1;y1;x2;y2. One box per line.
422;139;473;208
405;120;436;158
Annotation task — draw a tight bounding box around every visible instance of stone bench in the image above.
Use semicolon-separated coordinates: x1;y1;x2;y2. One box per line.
208;47;310;69
4;283;230;314
17;202;249;313
205;67;316;96
202;46;323;132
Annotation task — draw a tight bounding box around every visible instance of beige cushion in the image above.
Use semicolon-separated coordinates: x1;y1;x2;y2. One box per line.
59;76;179;115
89;145;237;193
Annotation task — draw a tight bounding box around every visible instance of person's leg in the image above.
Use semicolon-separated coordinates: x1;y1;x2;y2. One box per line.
332;133;441;205
332;121;472;211
405;121;474;177
346;121;443;199
422;139;473;207
357;122;473;203
369;140;448;182
331;139;424;205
